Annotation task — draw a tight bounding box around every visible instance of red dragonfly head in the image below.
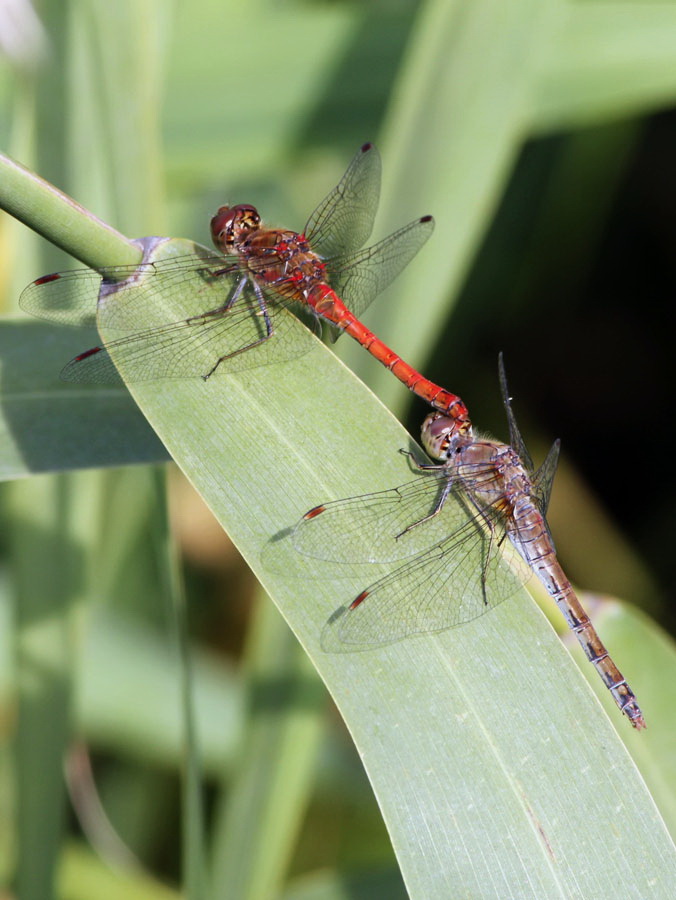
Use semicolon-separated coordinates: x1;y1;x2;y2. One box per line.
211;204;261;251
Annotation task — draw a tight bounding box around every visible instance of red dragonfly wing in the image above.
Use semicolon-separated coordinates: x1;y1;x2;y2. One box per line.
324;215;434;319
19;248;238;331
22;248;319;384
60;295;318;384
304;143;381;259
20;266;111;328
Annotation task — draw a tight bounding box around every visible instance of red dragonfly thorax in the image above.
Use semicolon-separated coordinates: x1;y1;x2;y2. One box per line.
211;205;327;302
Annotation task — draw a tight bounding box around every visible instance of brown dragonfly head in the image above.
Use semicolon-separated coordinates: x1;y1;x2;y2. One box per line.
421;412;473;462
211;204;261;252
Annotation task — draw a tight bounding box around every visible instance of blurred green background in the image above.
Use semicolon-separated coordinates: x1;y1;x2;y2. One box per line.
1;1;676;898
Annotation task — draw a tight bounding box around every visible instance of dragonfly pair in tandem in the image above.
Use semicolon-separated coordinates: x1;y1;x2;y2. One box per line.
21;145;644;729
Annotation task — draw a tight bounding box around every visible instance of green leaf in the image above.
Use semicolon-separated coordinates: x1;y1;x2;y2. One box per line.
570;597;676;837
97;236;676;898
0;321;168;478
0;153;139;271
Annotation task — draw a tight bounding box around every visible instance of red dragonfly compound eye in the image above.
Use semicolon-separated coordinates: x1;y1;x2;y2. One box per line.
211;204;261;250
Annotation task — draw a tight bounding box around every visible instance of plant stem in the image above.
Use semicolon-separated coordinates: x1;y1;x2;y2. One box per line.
0;153;141;272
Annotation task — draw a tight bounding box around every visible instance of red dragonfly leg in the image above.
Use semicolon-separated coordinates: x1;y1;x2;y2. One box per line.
201;280;275;379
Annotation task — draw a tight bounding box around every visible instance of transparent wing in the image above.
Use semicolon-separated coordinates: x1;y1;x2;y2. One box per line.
294;471;455;564
60;290;319;384
323;510;530;649
21;248;320;383
325;216;434;318
304;143;381;259
497;354;561;516
498;352;534;472
532;439;561;516
21;267;113;328
19;249;238;331
294;457;511;566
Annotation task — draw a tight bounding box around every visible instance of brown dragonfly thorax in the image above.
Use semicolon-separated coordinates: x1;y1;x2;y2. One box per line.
457;441;529;512
211;205;327;301
422;411;533;514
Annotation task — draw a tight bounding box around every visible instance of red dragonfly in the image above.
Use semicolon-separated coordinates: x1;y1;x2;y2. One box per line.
21;144;467;420
293;356;645;729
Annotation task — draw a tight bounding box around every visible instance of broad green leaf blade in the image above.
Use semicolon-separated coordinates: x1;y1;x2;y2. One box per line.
570;596;676;838
101;237;676;898
0;321;169;478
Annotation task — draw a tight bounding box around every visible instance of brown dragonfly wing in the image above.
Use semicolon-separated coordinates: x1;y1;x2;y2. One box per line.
293;469;455;566
321;504;531;651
